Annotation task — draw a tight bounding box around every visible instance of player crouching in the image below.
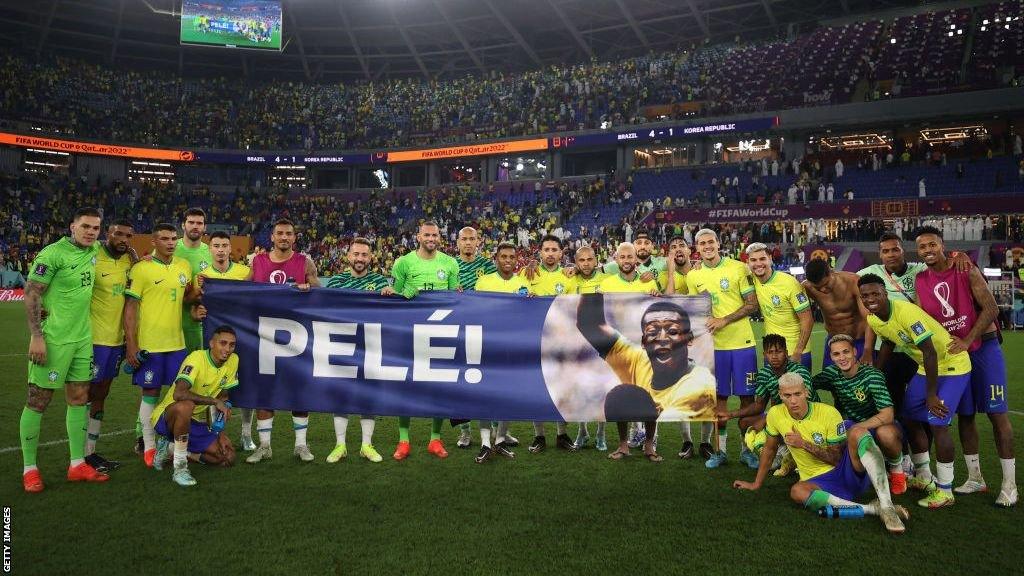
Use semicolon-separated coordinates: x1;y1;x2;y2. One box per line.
150;326;240;486
733;374;908;534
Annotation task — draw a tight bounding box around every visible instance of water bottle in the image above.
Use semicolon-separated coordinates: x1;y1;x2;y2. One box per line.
122;350;150;375
818;505;864;519
210;401;231;434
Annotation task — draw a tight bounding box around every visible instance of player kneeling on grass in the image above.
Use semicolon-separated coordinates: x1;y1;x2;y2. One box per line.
733;373;908;534
150;326;239;487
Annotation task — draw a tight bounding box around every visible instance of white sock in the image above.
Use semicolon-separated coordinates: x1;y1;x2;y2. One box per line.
23;465;37;474
70;458;84;467
911;452;933;483
556;422;567;435
333;415;348;445
139;399;157;451
241;408;254;438
936;460;955;494
858;437;893;508
480;423;492;448
173;435;189;468
679;422;692;443
1000;458;1016;490
595;422;605;437
86;414;103;455
718;430;728;454
700;422;714;443
293;416;309;447
533;421;545;437
826;492;870;512
496;421;509;443
964;453;983;480
257;417;274;447
360;417;375;446
576;423;589;439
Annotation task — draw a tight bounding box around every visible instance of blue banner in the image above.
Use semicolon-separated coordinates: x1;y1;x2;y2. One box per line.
203;280;717;422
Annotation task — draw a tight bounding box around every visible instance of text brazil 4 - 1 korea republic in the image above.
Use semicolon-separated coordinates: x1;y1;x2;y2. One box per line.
202;280;717;422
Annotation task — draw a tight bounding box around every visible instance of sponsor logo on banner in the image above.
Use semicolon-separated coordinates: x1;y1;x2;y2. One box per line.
707;207;790;219
803;89;833;105
0;289;25;302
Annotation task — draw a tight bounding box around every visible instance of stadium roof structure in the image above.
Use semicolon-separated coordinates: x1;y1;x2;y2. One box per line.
0;0;937;80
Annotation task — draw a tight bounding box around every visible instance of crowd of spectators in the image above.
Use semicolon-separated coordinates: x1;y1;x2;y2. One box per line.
1;3;1021;152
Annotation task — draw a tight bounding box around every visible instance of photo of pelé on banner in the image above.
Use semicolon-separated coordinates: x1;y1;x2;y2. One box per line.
542;293;716;423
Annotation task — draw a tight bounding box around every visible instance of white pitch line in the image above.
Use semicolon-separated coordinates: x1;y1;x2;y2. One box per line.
0;428;133;454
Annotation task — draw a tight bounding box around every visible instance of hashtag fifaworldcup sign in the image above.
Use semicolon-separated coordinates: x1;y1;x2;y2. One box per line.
202;280;717;422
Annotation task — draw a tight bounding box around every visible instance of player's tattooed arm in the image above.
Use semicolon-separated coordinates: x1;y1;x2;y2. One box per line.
722;290;759;324
951;266;999;353
304;256;321;288
799;441;842;467
576;293;617;357
24;280;47;338
171;378;225;410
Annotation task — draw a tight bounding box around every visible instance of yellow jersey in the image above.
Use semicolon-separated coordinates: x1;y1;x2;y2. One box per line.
686;257;755;350
657;270;688;294
604;336;717;421
867;299;971;376
753;270;810;353
125;256;192;353
200;262;252;281
766;401;847;481
597;273;659;294
521;265;572;296
570;271;607;295
151;350;239;425
475;272;530;294
91;246;132;346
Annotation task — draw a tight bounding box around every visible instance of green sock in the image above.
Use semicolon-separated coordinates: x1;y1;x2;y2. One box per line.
135;414;143;437
20;407;43;468
856;433;876;458
399;417;410;442
459;422;471;432
430;418;443;440
804;489;831;511
66;405;88;462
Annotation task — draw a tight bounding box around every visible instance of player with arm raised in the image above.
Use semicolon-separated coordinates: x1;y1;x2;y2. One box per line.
915;226;1016;507
85;218;136;473
21;207;108;492
323;238;389;464
733;374;907;534
569;245;608;451
746;243;813;369
813;335;907;495
686;229;759;469
859;273;971;509
454;226;497;449
150;326;239;486
520;234;576;453
382;221;459;461
175;208;213;353
471;242;532;463
124;223;195;468
245;218;321;464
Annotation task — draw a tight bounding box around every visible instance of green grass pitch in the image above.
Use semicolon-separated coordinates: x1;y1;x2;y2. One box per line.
1;302;1021;573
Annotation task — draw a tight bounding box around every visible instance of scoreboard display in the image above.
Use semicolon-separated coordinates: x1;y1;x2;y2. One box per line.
551;116;779;149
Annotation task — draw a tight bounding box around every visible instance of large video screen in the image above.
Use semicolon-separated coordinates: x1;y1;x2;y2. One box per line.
180;0;282;51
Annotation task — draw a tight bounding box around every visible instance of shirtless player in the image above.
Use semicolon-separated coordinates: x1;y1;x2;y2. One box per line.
802;258;872;367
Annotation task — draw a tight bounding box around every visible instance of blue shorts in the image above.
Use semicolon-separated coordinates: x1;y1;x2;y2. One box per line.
822;335;865;368
960;337;1009;415
133;349;187;390
91;344;124;383
154;413;219;454
902;372;971;426
714;347;757;397
807;443;870;501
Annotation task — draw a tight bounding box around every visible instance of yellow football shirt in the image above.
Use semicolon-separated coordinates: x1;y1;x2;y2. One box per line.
753;270;810;353
125;256;192;353
604;336;717;421
657;270;688;294
200;262;252;281
475;272;530;294
91;246;132;346
151;350;239;424
521;265;572;296
597;273;659;294
570;271;607;295
686;257;755;350
867;299;971;376
766;401;847;481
